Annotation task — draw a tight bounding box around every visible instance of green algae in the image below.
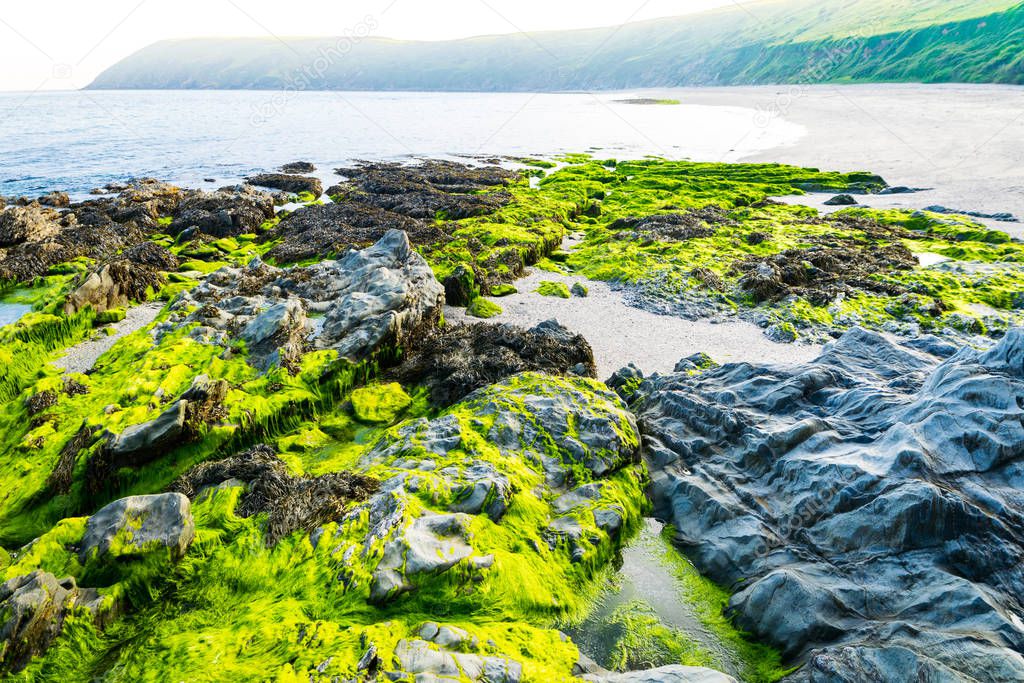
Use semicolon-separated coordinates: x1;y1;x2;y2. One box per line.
9;373;649;681
537;282;571;299
489;284;518;297
467;297;503;318
350;382;413;424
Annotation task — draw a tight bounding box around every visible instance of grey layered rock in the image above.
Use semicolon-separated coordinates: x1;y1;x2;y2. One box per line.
79;493;195;563
635;326;1024;680
164;230;443;369
392;628;523;683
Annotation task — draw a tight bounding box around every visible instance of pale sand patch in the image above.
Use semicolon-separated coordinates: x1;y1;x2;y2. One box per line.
55;302;163;375
445;269;821;379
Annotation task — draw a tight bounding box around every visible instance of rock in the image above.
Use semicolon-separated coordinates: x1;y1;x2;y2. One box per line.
765;323;797;343
0;205;61;246
823;194;857;206
169;185;274;237
371;512;475;602
63;259;164;315
102;375;227;467
38;191;70;208
279;161;316;174
605;363;644;401
245;173;322;198
878;186;927;195
638;327;1024;678
582;666;738;682
79;493;195;563
923;205;1019;222
0;571;103;673
392;634;523;683
238;298;308;370
571;282;589;297
443;264;478;306
390;319;597;406
166;230;444;368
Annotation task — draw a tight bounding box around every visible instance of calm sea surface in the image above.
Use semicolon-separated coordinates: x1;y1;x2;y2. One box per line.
0;90;802;196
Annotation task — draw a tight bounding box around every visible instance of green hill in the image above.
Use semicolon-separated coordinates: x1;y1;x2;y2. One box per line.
88;0;1024;90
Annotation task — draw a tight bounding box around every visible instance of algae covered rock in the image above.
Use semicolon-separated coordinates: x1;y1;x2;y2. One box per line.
537;280;571;298
390;319;596;406
166;229;444;368
0;571;103;674
79;493;195;563
637;326;1024;679
467;296;503;318
371;512;476;602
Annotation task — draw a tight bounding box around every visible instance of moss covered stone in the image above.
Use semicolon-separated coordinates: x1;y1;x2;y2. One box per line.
537;281;571;299
467;297;503;318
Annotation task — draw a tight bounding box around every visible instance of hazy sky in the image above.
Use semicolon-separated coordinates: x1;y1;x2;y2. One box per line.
0;0;735;92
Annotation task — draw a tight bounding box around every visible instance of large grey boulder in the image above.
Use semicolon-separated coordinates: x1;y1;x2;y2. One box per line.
635;327;1024;680
79;493;195;563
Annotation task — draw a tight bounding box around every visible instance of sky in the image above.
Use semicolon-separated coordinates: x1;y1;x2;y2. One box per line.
0;0;736;91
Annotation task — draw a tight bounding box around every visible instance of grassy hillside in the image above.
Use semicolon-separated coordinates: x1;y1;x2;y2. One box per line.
89;0;1024;90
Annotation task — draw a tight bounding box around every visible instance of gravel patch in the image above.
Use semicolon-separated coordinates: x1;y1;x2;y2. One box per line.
445;269;821;379
54;302;163;375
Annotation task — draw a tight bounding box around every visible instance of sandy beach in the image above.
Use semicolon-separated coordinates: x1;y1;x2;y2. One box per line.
646;84;1024;235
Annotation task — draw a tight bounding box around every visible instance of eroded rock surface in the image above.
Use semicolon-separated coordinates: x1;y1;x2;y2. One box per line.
636;327;1024;680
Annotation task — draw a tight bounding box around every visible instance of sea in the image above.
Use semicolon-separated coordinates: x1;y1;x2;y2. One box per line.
0;89;804;197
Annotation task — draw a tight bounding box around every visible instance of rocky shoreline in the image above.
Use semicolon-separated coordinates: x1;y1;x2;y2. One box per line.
1;155;1022;681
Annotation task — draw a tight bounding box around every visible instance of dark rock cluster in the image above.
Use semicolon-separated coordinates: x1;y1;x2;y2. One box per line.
635;327;1024;680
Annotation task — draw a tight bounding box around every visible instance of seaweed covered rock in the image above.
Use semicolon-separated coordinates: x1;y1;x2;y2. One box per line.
62;258;166;314
279;161;315;174
0;571;103;674
390;319;596;406
79;493;195;563
610;208;728;242
245;173;322;198
169;184;275;238
0;205;63;246
262;196;446;264
166;229;444;368
171;444;378;546
636;327;1024;680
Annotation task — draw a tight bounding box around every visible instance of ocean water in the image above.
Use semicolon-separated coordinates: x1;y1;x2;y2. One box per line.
0;303;32;327
0;90;803;197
